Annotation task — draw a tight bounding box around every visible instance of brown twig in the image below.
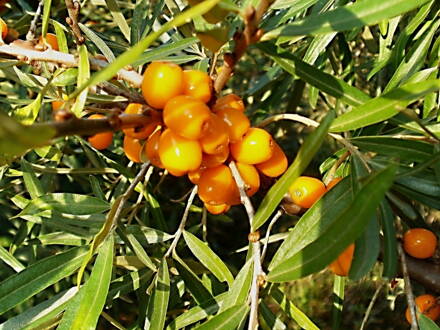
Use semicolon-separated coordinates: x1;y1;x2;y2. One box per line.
0;41;143;87
33;111;159;138
65;0;85;44
213;1;273;93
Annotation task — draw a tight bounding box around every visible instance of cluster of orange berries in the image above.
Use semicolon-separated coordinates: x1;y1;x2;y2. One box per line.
87;61;289;214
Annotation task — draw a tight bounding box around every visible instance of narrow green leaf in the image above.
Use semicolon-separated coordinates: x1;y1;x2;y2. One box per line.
145;259;170;330
41;0;52;37
69;0;221;99
0;246;88;314
173;252;214;304
270;178;352;271
253;109;335;231
419;314;440;330
194;304;250;330
0;245;25;272
21;159;44;198
220;258;253;312
79;23;116;62
105;0;131;41
262;0;431;39
166;293;226;330
107;269;153;301
16;193;109;217
0;287;77;330
331;276;345;330
348;156;380;280
52;68;78;86
259;301;286;330
125;225;173;244
53;21;69;53
350;137;434;162
270;288;319;330
14;93;43;125
71;45;90;117
58;235;114;330
268;165;396;282
125;232;156;271
379;201;398;278
183;231;234;285
330;80;440;132
385;19;440;92
257;42;370;106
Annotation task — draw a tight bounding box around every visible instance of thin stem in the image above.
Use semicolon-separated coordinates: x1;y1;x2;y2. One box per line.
26;1;44;41
360;282;384;330
65;0;85;44
398;243;419;330
261;209;283;263
229;161;255;223
165;186;198;258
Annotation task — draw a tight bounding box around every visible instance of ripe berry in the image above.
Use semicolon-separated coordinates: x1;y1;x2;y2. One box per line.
256;142;288;177
326;177;343;191
182;70;212;103
216;107;250;143
213;94;245;113
51;100;64;111
158;128;202;176
144;129;163;168
205;203;230;215
163;95;211;140
123;135;143;163
199;114;229;155
328;243;355;276
188;168;204;185
403;228;437;259
197;164;239;206
201;148;229;169
87;114;113;150
0;18;7;39
39;33;59;51
123;103;161;140
406;294;440;324
141;61;183;109
288;176;326;209
230;128;274;164
236;163;260;197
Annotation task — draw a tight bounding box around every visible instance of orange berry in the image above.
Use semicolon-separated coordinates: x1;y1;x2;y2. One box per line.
163;95;211;140
328;243;355;276
158;128;202;176
144;129;163;168
216;107;250;143
141;61;184;109
255;142;287;177
0;18;7;39
123;135;143;163
39;33;59;50
403;228;437;259
201;148;229;169
213;94;245;112
406;294;440;324
197;164;239;206
230;128;274;165
288;176;326;209
87;114;113;150
326;177;343;191
236;163;260;197
188;168;204;184
122;103;161;140
182;70;212;103
199;114;229;155
51;100;64;111
205;203;230;215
